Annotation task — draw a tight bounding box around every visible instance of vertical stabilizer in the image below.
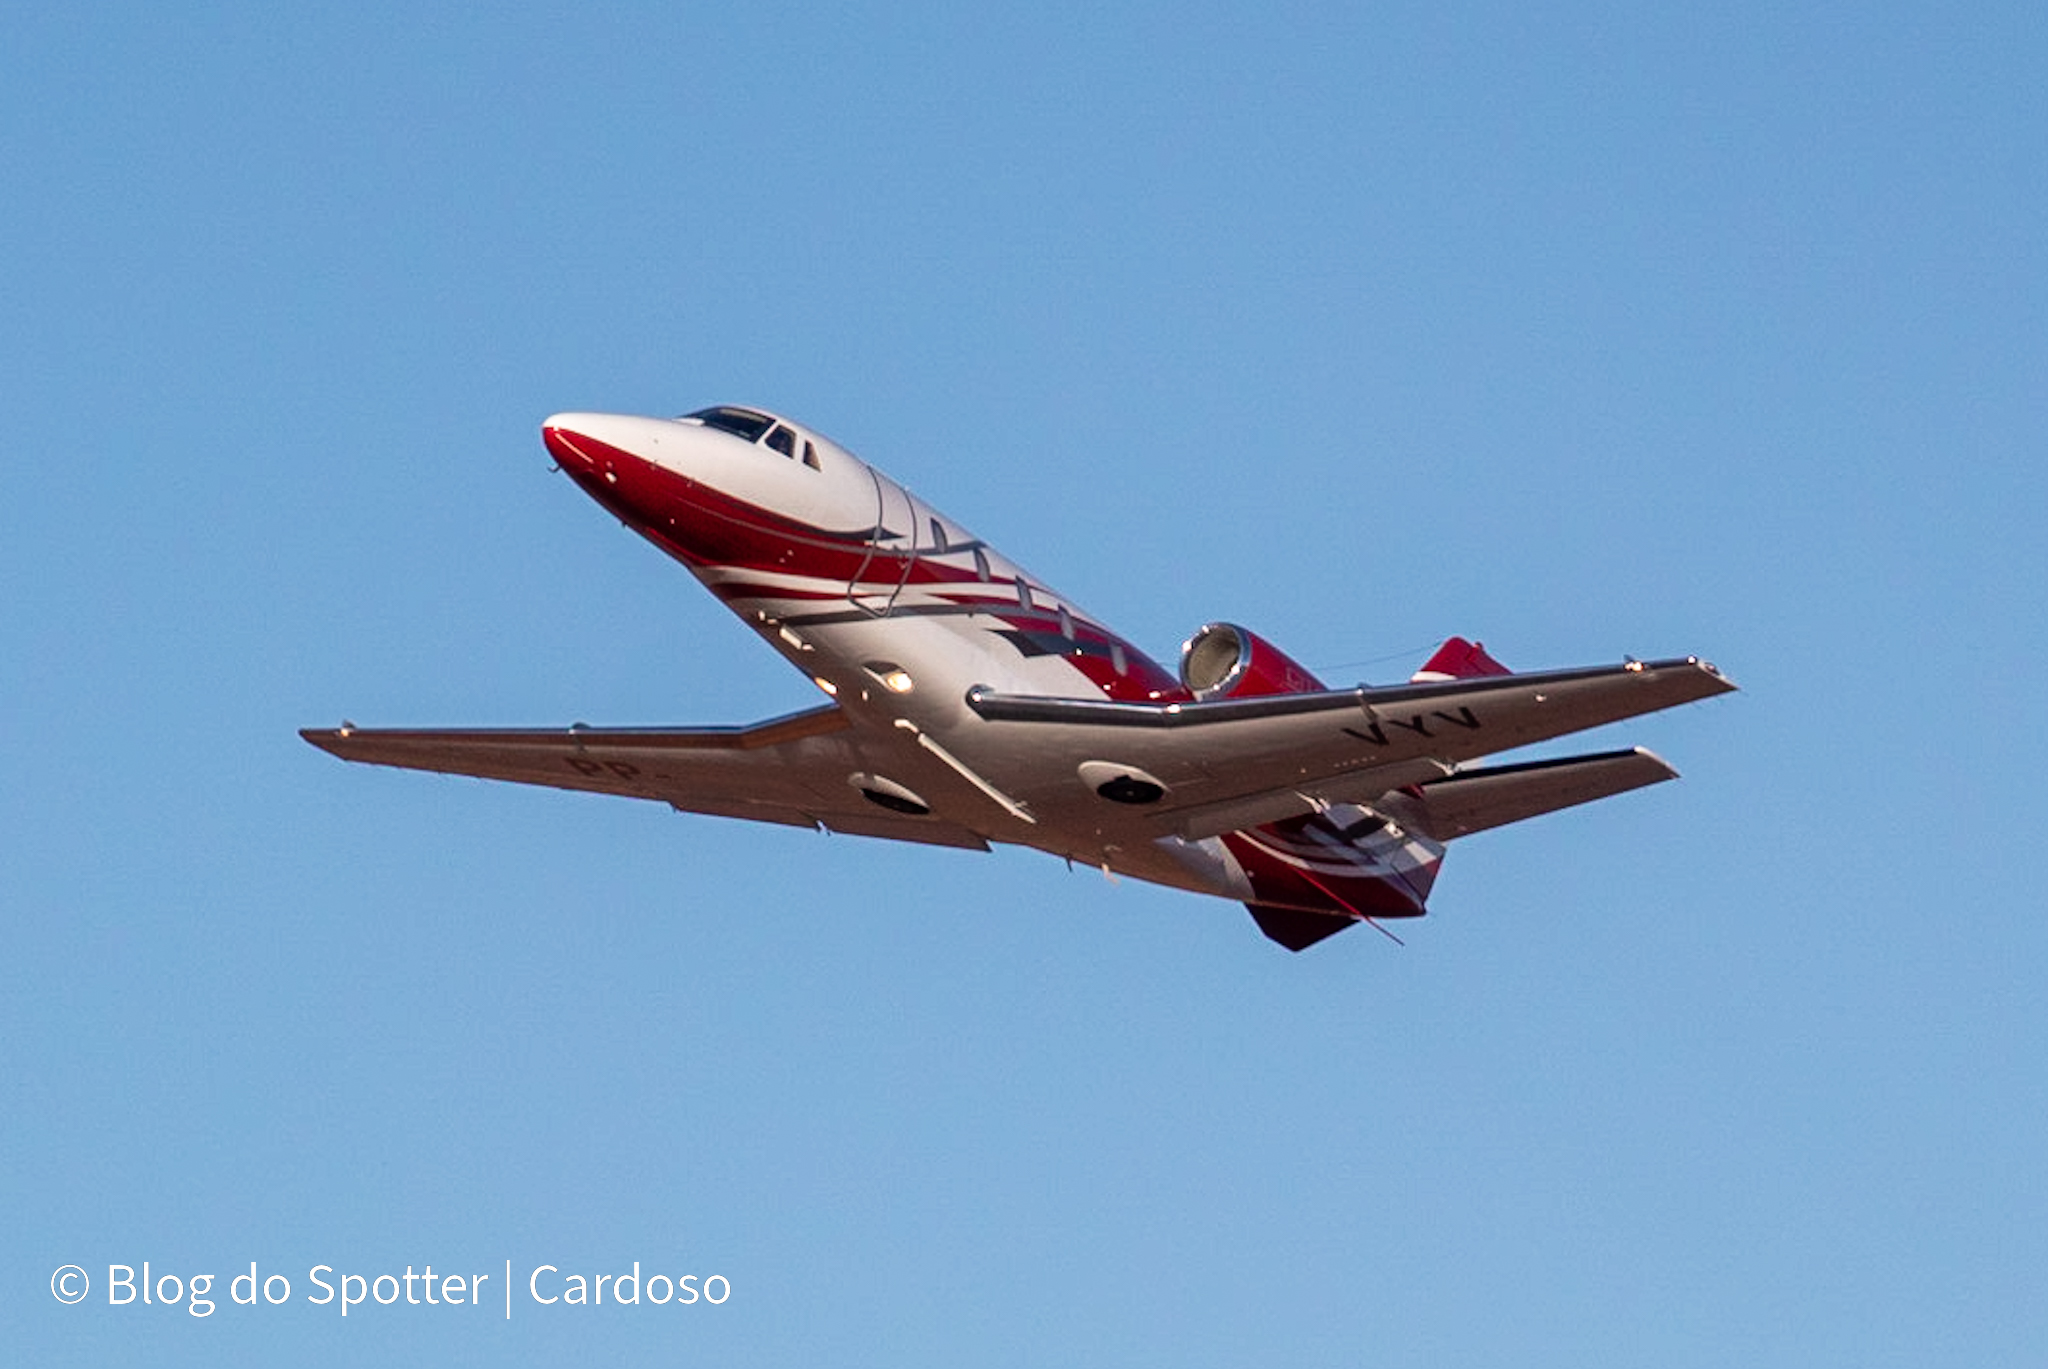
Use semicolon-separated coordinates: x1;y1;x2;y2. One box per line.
1411;636;1510;682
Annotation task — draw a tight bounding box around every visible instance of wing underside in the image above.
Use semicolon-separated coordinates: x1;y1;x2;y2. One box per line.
299;704;991;850
968;655;1733;839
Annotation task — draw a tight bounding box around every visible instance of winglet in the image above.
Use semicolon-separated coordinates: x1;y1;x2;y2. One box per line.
1411;636;1511;682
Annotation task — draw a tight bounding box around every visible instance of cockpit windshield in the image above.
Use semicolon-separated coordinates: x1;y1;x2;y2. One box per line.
679;406;823;470
681;406;775;442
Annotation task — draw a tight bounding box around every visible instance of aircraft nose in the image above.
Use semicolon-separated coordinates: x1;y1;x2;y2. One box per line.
542;413;604;473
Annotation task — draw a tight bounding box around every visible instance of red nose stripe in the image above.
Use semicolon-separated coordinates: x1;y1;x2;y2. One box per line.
542;424;598;470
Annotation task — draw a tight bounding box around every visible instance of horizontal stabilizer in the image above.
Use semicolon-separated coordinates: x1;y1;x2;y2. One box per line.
1396;747;1679;841
1246;903;1357;951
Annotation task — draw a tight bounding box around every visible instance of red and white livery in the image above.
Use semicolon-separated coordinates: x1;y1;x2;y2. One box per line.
304;406;1736;950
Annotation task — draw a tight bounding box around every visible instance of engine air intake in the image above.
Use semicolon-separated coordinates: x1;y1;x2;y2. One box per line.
1178;622;1327;700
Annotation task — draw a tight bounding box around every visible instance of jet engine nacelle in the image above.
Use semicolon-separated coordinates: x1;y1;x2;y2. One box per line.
1178;622;1328;700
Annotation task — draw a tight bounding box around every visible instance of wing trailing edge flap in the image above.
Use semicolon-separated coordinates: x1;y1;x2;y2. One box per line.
1387;747;1679;841
817;811;991;850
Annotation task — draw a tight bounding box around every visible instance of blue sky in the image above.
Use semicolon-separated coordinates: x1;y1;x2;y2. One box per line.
6;2;2045;1363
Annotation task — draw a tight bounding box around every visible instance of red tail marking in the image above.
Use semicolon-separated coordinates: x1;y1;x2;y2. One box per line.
1413;636;1510;681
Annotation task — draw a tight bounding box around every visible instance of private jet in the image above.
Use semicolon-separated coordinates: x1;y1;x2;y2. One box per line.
304;406;1734;949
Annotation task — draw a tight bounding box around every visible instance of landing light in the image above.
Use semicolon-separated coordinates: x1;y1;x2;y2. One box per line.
811;676;839;697
863;661;915;694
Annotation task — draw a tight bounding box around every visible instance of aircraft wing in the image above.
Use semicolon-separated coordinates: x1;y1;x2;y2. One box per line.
300;704;991;850
967;656;1734;839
